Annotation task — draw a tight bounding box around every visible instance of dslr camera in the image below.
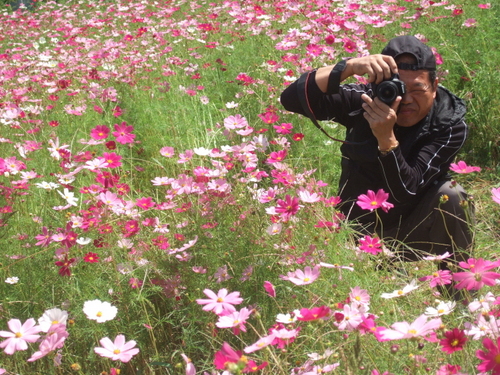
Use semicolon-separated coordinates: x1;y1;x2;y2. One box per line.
375;74;406;105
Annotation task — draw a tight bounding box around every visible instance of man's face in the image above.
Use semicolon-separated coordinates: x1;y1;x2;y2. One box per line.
396;68;437;127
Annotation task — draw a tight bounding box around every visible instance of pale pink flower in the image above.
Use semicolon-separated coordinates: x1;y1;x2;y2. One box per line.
298;189;322;203
491;187;500;205
196;288;243;315
288;266;320;285
0;318;42;355
160;146;175;157
349;286;370;306
94;334;139;362
181;354;196;375
27;323;68;362
378;314;442;342
449;160;481;173
356;189;394;212
243;333;277;353
216;307;252;334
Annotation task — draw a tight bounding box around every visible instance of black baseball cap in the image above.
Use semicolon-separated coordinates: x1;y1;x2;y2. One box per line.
381;35;436;71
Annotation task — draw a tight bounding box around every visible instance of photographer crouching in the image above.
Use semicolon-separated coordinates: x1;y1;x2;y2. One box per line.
280;35;473;271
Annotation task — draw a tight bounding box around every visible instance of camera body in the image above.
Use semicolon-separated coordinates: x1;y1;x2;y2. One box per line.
375;74;406;105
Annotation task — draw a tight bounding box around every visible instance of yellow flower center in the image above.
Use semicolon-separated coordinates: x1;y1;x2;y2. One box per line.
15;332;22;338
114;349;121;354
370;201;378;206
303;277;310;282
217;297;223;302
495;354;500;364
52;320;59;325
96;311;103;317
408;329;417;335
451;339;460;347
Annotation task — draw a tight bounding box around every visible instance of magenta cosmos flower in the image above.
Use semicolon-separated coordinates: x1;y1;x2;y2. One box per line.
0;318;42;355
449;160;481;173
476;336;500;373
356;189;394;212
196;288;243;315
452;258;500;290
358;235;382;255
94;334;139;363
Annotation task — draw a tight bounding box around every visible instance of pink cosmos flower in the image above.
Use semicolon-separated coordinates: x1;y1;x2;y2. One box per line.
478;3;491;9
452;258;500;290
214;342;243;370
297;306;331;321
0;318;42;355
101;152;122;168
356;189;394;212
275;194;300;219
94;334;139;363
196;288;243;315
377;314;442;342
258;112;279;124
160;146;175;157
436;364;466;375
112;122;136;144
491;187;500;205
476;337;500;373
136;197;155;210
273;122;293;134
90;125;110;140
266;149;287;164
288;266;320;285
264;281;276;297
418;270;452;288
449;160;481;173
358;235;382;255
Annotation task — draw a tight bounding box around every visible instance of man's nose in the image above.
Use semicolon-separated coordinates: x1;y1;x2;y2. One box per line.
400;91;413;104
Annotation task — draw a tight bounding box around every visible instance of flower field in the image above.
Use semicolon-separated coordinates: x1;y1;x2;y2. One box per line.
0;0;499;374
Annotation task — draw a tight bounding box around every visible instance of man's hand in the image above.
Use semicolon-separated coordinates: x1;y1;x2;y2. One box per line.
345;54;398;84
361;94;401;151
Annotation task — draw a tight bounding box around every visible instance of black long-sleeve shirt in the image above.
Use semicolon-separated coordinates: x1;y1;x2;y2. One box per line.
280;70;468;229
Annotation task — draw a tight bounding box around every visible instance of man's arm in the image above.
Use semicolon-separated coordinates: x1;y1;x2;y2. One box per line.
378;120;468;203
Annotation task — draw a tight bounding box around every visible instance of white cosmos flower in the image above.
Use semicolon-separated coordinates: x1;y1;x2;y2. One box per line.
38;307;68;332
83;300;117;323
381;279;419;299
35;181;60;190
425;300;456;317
5;277;19;284
76;237;92;245
57;188;78;206
276;313;297;324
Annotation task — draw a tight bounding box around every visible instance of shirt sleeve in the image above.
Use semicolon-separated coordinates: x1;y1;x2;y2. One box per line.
280;69;368;126
377;119;468;203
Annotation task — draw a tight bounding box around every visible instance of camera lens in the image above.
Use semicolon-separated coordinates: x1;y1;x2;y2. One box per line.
376;81;398;105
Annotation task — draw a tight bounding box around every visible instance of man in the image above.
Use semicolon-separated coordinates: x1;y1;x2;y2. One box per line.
280;35;472;265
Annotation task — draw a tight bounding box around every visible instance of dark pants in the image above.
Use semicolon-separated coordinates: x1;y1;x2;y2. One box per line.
375;180;473;267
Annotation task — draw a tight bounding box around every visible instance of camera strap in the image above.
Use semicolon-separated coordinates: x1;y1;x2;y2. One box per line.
296;71;367;146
